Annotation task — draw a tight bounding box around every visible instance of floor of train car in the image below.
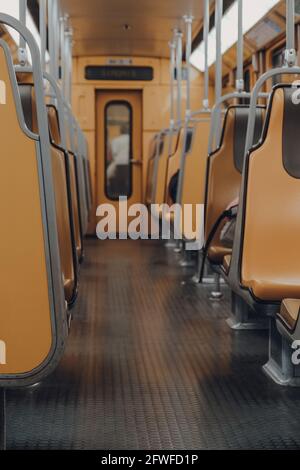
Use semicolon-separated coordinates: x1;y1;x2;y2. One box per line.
6;239;300;450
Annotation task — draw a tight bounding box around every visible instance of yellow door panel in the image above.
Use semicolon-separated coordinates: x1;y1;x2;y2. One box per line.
96;90;143;232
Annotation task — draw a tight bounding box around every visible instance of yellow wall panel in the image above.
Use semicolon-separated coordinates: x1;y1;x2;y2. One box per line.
72;85;95;131
143;85;170;131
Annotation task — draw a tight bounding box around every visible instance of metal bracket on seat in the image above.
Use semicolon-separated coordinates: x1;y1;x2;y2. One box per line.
227;292;268;330
263;318;300;386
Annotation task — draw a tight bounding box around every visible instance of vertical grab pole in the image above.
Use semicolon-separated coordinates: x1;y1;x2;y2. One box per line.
193;0;211;280
236;0;244;92
54;0;60;81
175;16;193;248
176;30;183;124
69;29;73;105
169;39;176;128
67;32;71;104
48;0;61;81
60;15;67;91
208;1;224;300
18;0;27;66
63;21;70;100
64;32;68;101
285;0;296;66
203;0;210;109
167;33;177;192
65;28;73;106
65;29;72;105
214;0;223;147
183;16;193;118
48;0;55;78
40;0;47;74
52;0;57;79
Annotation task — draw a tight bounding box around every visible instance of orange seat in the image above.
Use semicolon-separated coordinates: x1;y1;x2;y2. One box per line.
226;85;300;304
205;105;265;265
153;129;179;208
47;105;83;262
19;85;77;306
145;133;160;206
164;127;187;206
0;41;68;382
179;119;210;243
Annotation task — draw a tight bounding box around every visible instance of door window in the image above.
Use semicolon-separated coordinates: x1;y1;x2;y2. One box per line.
105;101;132;199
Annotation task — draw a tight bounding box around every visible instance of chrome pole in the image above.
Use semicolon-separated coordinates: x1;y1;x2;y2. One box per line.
203;0;210;109
183;16;193;117
285;0;296;66
60;14;68;90
53;0;60;81
40;0;47;73
18;0;27;65
65;28;73;105
236;0;244;92
65;30;69;103
214;0;223;146
63;20;70;99
176;30;183;124
69;29;73;105
169;39;176;127
175;16;193;213
48;0;55;78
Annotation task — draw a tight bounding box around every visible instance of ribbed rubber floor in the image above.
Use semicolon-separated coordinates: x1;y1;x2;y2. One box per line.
6;239;300;450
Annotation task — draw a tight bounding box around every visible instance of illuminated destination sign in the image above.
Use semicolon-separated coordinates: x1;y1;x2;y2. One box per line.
85;66;154;81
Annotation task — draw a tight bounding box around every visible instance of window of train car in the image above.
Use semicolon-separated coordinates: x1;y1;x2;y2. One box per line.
244;68;251;92
240;68;251;104
105;101;133;200
272;45;285;85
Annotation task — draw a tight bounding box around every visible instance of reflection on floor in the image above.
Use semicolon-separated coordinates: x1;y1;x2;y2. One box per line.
7;239;300;449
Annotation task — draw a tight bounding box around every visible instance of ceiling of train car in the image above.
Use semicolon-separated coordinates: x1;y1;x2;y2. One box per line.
60;0;206;58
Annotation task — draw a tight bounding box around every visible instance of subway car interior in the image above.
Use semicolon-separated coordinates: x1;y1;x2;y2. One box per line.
2;0;300;453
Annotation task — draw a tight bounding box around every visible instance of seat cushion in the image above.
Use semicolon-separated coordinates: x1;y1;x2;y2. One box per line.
278;299;300;331
248;279;300;303
208;244;232;264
